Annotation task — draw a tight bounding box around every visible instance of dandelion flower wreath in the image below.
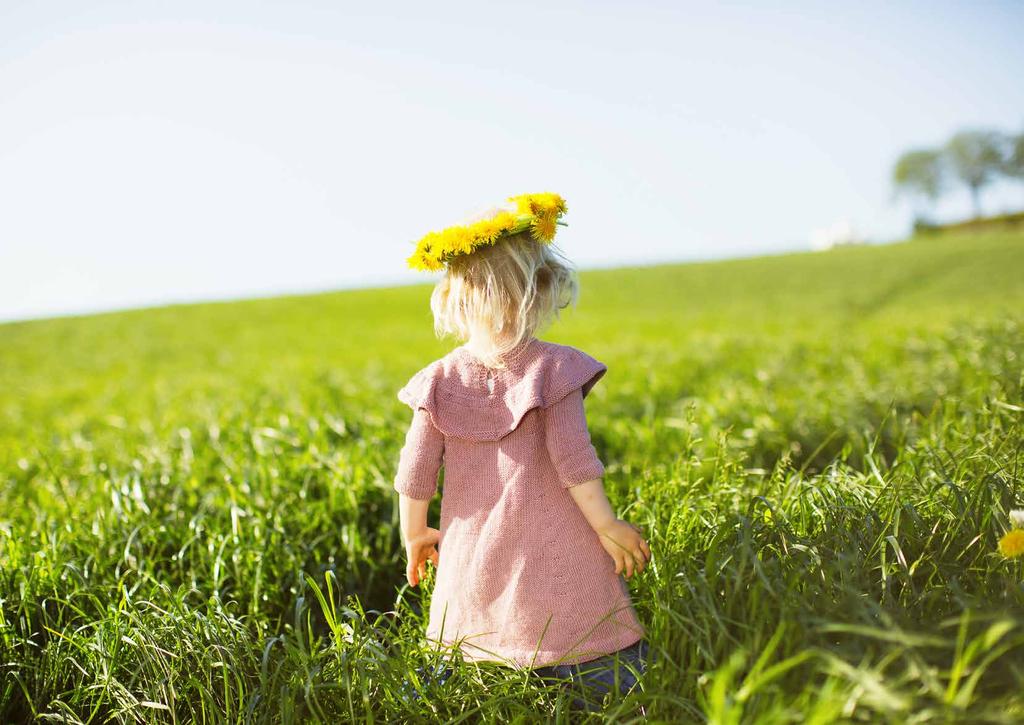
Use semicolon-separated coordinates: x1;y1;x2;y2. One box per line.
407;192;568;271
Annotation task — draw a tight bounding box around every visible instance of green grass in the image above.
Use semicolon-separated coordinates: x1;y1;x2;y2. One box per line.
2;230;1023;722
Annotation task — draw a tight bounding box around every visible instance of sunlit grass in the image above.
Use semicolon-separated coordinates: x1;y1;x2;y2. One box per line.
2;230;1023;722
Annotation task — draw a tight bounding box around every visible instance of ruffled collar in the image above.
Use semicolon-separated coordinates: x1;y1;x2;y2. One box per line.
397;339;607;441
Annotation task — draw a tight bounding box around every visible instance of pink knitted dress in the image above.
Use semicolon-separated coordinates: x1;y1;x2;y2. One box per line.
394;338;645;668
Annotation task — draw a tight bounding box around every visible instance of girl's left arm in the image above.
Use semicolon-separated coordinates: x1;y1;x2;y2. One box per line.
395;407;445;586
546;387;651;578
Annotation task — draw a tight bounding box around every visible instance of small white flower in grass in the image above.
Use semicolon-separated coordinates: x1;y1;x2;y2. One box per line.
1009;509;1024;529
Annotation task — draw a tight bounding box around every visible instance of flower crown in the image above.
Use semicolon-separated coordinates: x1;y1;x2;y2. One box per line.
407;192;568;272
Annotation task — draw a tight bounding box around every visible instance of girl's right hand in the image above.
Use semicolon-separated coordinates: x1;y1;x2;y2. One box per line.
405;527;441;587
596;519;651;578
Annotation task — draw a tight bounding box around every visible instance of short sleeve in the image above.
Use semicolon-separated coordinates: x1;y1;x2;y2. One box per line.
394;407;445;499
544;386;606;488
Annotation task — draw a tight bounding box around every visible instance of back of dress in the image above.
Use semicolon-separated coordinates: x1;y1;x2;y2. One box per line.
394;338;645;668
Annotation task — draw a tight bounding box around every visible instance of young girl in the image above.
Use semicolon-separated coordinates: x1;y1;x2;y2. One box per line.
394;193;652;709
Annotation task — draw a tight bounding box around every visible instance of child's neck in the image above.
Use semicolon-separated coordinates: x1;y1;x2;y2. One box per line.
464;335;498;359
463;334;535;363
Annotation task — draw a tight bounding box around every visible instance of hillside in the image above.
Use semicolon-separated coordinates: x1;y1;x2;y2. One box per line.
1;230;1023;721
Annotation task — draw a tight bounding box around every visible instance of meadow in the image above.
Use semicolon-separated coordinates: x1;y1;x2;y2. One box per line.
1;229;1023;723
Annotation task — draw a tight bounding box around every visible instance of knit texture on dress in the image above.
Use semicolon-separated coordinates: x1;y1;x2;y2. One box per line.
394;338;645;668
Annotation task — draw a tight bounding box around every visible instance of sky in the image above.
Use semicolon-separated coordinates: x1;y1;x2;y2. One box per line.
1;1;1022;322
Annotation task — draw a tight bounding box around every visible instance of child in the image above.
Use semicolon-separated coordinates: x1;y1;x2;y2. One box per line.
394;193;652;710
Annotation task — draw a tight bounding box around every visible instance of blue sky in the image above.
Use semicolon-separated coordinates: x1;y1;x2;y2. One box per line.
1;1;1022;322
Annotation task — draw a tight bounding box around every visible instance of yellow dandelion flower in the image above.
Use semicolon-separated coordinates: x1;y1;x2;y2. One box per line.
475;217;507;244
477;212;526;246
492;211;518;234
425;231;445;257
509;194;535;216
407;247;442;272
999;529;1024;558
408;193;568;272
470;221;492;243
530;214;558;242
530;191;567;216
449;227;477;255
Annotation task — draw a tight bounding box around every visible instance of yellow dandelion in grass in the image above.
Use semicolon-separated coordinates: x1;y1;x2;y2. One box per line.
998;529;1024;558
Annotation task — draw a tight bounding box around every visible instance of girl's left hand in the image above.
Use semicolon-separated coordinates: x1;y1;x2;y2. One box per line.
405;527;441;587
596;519;651;579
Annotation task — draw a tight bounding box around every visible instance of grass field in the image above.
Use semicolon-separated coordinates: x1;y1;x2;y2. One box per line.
2;230;1024;722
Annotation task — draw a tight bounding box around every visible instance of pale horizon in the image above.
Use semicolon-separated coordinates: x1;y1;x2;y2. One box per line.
2;1;1022;323
0;235;850;325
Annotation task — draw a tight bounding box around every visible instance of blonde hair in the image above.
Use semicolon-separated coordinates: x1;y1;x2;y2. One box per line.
430;232;578;368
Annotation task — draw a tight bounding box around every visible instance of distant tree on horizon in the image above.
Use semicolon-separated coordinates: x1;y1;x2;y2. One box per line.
892;149;945;219
894;126;1022;227
1003;130;1024;200
944;129;1005;218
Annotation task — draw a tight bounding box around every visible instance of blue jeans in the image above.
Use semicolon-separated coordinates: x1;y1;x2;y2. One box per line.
532;638;651;712
401;639;651;713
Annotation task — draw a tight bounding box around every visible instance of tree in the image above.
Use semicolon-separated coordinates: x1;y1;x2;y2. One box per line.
1002;131;1024;192
892;149;944;218
944;130;1004;217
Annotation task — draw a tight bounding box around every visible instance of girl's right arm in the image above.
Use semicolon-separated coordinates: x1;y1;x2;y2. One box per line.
395;407;445;586
399;494;439;587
